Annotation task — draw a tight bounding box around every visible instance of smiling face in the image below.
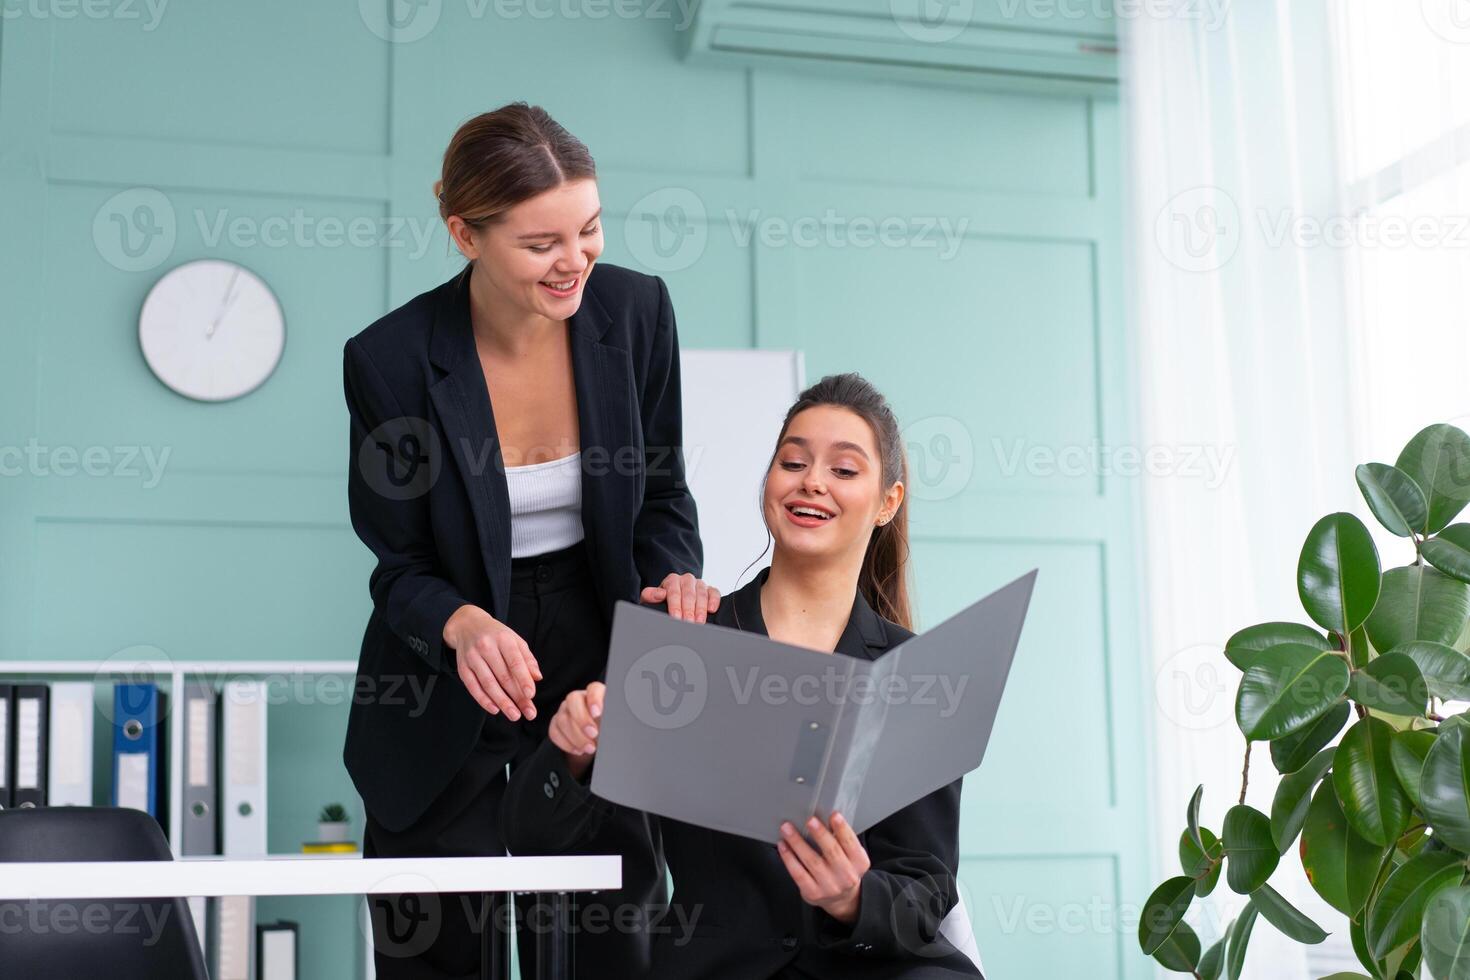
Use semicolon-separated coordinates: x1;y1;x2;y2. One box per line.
762;404;905;563
448;177;604;321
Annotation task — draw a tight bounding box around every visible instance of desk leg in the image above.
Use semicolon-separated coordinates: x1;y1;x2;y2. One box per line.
535;892;575;980
480;892;511;980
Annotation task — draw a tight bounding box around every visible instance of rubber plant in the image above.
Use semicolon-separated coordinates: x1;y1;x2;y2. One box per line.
1140;423;1470;980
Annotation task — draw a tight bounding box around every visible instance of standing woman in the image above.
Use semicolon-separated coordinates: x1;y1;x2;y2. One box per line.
341;103;717;979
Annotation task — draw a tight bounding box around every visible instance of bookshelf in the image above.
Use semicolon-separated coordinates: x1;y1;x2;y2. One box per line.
0;658;375;979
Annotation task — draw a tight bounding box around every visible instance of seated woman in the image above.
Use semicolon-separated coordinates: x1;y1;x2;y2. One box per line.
502;372;984;979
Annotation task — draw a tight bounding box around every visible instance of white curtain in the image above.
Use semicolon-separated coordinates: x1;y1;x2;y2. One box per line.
1120;1;1362;976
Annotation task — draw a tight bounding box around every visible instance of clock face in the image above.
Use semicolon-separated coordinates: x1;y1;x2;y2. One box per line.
139;259;285;401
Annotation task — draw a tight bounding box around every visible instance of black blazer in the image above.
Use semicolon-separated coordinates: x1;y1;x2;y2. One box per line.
342;261;703;833
502;567;983;980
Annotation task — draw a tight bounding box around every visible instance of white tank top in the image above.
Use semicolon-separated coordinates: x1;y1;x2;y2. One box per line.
504;450;585;559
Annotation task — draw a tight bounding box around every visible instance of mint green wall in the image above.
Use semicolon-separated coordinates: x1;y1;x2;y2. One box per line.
0;4;1151;979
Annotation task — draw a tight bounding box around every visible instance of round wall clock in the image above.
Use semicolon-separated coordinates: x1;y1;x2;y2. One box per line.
139;259;285;401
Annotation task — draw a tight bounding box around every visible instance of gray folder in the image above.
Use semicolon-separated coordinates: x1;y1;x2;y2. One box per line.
591;568;1038;844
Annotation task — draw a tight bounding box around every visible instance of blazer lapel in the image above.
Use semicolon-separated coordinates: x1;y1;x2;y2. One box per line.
428;268;513;619
728;567;890;661
425;263;638;622
567;279;637;616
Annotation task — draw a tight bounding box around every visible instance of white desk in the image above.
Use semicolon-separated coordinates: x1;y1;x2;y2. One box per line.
0;853;620;979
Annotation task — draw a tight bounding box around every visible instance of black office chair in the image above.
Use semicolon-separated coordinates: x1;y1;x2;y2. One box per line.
0;806;209;979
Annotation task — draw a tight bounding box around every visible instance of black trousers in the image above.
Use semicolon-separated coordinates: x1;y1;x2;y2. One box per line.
363;539;667;979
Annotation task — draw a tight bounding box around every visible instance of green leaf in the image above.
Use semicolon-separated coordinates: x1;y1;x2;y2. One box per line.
1270;746;1334;852
1299;512;1383;634
1152;917;1201;972
1420;723;1470;851
1198;933;1227;980
1358;462;1430;537
1366;850;1465;959
1139;876;1196;955
1223;804;1278;894
1225;621;1332;671
1271;701;1352;774
1236;644;1351;741
1348;830;1393;921
1225;901;1257;980
1349;622;1375;669
1420;884;1470;980
1350;917;1379;977
1424;524;1470;585
1179;827;1223;897
1365;564;1470;652
1249;881;1329;943
1393;640;1470;701
1333;717;1412;846
1389;729;1438;809
1349;652;1429;717
1187;783;1204;853
1301;778;1382;917
1395;423;1470;534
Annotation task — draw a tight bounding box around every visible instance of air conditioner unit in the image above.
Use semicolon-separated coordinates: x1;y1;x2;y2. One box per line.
682;0;1119;96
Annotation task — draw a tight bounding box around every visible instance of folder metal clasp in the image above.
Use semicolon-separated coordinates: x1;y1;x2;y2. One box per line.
788;719;829;787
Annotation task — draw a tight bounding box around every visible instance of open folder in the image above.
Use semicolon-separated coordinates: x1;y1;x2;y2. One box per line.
591;568;1038;844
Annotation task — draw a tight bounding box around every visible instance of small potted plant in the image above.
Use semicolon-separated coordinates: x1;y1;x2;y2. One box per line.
317;803;351;843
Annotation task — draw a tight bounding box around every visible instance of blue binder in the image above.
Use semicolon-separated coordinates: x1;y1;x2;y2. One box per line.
111;683;168;828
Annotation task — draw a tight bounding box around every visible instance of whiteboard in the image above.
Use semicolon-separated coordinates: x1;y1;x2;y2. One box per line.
679;349;804;595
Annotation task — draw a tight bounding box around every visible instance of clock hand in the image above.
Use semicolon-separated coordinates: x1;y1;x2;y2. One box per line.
206;266;243;338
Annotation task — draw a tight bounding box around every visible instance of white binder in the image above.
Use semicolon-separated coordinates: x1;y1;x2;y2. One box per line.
257;920;298;980
47;682;94;807
212;893;255;980
221;679;267;856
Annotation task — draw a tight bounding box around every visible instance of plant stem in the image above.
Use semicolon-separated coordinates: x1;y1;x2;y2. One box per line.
1239;741;1252;805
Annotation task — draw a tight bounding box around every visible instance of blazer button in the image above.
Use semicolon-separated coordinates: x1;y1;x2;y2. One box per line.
543;781;555;799
548;771;560;789
780;935;798;951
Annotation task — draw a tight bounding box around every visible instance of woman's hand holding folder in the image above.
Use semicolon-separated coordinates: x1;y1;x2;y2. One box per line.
548;681;605;781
